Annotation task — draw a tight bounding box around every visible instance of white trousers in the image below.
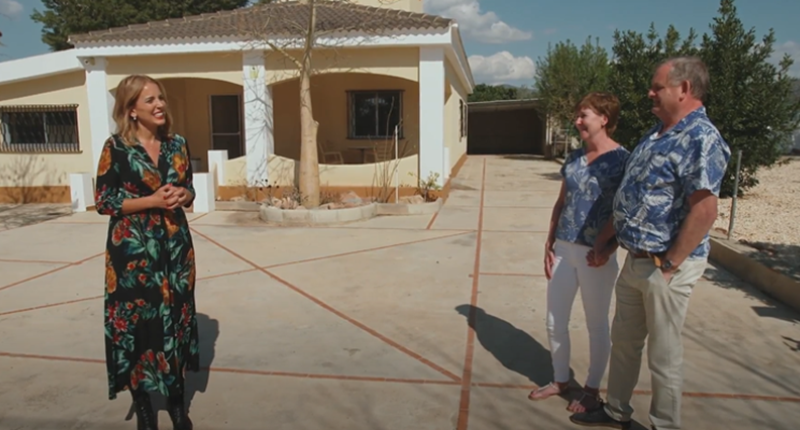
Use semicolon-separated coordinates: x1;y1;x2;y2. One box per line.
546;239;620;388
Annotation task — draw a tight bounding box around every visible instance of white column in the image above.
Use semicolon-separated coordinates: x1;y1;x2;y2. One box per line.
207;149;228;186
192;173;215;213
419;47;446;187
242;50;273;187
69;172;93;212
83;57;112;175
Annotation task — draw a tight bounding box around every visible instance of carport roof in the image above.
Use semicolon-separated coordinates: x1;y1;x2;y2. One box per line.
67;1;453;45
468;98;542;112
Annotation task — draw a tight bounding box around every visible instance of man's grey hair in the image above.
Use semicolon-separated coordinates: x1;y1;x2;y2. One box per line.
658;56;710;101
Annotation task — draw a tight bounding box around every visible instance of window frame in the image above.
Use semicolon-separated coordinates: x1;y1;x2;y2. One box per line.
346;89;404;140
0;104;81;153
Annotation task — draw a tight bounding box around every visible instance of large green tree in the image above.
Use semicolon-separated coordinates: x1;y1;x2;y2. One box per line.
467;84;519;102
608;0;800;196
699;0;800;195
607;24;699;148
31;0;255;51
535;36;610;132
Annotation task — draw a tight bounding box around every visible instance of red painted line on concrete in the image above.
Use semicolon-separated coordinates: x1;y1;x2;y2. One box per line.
189;213;209;223
0;351;104;364
45;221;106;225
0;296;104;317
189;228;463;383
210;366;460;386
456;158;487;430
3;351;797;404
448;205;554;209
0;258;74;265
481;229;549;234
470;382;800;404
260;231;472;270
476;272;545;278
0;351;459;386
0;268;259;317
0;252;104;293
426;205;442;230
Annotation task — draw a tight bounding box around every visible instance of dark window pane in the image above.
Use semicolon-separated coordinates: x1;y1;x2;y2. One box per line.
45;111;78;144
3;112;45;144
0;107;80;152
212;134;242;159
211;96;240;134
352;93;377;137
350;91;402;138
376;92;400;137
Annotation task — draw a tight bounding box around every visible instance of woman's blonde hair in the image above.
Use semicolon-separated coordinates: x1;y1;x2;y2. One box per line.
112;74;173;146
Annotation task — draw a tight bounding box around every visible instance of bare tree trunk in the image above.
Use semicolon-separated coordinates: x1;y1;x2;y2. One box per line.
298;0;320;207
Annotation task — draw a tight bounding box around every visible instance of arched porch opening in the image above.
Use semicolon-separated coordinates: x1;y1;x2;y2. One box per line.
270;72;420;165
109;77;244;173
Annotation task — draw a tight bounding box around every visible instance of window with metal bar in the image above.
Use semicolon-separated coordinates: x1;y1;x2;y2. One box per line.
347;90;403;139
0;105;80;153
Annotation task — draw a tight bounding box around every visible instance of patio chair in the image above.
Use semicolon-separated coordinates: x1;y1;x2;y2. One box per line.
318;139;344;164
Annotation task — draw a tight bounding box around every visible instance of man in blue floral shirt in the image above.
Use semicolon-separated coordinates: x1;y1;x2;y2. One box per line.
571;57;731;430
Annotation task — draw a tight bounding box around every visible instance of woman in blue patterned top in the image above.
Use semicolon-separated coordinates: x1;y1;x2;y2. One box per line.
528;92;630;413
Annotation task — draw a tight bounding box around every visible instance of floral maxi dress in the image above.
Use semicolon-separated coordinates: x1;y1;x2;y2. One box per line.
94;133;200;400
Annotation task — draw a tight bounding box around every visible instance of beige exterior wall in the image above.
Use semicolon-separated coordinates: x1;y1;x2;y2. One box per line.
265;47;419;85
444;60;468;172
0;71;94;187
0;44;470;193
106;53;245;173
160;78;243;172
224;47;424;188
271;72;419;161
106;53;242;88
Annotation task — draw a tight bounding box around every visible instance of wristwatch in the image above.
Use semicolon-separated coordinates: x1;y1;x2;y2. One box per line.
655;255;676;272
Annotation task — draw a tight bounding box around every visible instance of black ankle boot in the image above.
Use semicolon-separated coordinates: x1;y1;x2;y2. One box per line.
166;393;193;430
132;391;159;430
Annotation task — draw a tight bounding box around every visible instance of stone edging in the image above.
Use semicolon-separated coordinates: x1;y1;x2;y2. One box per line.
258;198;442;225
259;202;378;225
708;234;800;313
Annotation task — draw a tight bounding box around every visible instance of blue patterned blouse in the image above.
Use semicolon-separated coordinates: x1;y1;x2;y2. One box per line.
612;107;731;259
555;146;631;247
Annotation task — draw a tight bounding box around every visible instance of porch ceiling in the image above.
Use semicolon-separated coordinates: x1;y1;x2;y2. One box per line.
67;1;452;45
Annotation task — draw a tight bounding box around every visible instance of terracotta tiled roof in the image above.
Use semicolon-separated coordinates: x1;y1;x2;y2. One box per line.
68;1;452;45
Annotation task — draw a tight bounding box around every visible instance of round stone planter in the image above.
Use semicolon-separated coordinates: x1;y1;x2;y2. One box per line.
259;202;378;225
375;197;443;216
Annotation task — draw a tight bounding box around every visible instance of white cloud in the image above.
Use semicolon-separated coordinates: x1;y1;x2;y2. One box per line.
424;0;531;44
0;0;23;17
468;51;535;84
770;40;800;77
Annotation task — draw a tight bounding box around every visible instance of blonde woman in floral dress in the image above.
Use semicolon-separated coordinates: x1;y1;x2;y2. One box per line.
95;74;199;430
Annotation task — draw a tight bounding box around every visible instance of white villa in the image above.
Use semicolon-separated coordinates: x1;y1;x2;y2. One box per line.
0;0;474;211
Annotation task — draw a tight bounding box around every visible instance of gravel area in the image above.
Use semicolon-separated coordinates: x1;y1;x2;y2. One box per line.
714;156;800;280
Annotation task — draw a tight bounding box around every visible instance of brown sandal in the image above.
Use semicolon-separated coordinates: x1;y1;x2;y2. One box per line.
528;382;568;401
566;388;602;413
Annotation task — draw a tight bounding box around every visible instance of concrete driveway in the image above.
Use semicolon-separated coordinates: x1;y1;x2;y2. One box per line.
0;155;798;430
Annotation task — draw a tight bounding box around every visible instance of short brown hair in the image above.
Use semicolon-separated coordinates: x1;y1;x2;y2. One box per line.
575;92;621;136
112;74;173;146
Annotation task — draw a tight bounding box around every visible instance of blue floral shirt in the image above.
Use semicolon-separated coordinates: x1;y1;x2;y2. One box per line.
555;146;631;247
612;107;731;259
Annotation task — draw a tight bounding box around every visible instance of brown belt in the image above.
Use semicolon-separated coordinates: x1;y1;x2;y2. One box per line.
628;250;664;266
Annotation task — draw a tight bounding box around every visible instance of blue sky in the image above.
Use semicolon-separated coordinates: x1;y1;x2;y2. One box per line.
2;0;799;86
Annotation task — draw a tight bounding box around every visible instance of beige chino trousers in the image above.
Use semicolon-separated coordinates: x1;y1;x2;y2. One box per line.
603;253;706;430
